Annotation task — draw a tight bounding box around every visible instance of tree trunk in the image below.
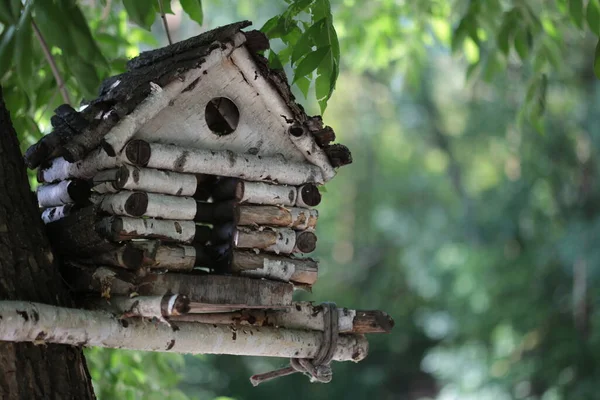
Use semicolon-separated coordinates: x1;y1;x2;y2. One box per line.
0;87;95;399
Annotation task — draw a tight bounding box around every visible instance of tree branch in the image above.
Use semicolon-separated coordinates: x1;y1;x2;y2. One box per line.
157;0;173;45
31;19;71;106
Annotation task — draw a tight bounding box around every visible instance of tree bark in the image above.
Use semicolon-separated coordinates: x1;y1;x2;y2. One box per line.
0;87;95;399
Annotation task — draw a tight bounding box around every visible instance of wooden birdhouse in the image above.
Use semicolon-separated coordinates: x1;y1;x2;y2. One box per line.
24;21;392;385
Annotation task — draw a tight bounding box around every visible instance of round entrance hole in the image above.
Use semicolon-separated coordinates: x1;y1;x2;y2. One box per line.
205;97;240;136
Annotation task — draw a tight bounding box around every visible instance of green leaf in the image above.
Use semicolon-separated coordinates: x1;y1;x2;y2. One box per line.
0;0;16;25
154;0;174;15
295;75;311;98
34;1;77;54
569;0;584;29
68;57;99;99
594;38;600;78
267;50;283;70
514;27;532;61
123;0;156;30
180;0;203;25
587;0;600;35
291;18;325;65
0;25;16;80
293;46;330;83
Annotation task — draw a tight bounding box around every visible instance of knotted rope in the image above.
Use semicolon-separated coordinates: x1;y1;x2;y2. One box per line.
249;302;339;386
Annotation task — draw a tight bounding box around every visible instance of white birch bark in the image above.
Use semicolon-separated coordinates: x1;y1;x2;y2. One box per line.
38;147;122;183
148;244;197;270
41;204;74;224
241;181;297;206
125;141;324;186
101;35;246;156
93;166;199;196
96;216;197;243
235;227;297;254
96;191;197;220
89;294;188;318
288;125;336;181
171;303;356;333
37;180;84;207
0;301;368;361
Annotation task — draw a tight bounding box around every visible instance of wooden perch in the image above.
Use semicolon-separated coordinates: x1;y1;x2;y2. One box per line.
67;266;294;309
212;178;321;207
215;225;316;254
96;216;199;243
123;140;325;185
226;250;318;285
170;302;394;334
93;166;212;199
37;179;91;207
0;301;368;361
288;124;336;181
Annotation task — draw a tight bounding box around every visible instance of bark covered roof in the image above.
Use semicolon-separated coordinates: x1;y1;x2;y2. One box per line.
25;21;351;171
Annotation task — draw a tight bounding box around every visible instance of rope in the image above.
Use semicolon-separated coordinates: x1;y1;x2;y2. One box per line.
249;302;339;386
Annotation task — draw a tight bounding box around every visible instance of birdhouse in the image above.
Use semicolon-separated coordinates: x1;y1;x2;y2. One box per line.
24;21;392;384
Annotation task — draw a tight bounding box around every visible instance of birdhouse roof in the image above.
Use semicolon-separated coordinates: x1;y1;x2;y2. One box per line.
24;21;351;178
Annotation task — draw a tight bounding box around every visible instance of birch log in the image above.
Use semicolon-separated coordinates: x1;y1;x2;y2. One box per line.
214;226;316;254
288;124;336;181
96;191;198;219
68;266;294;309
123;140;325;185
0;301;368;361
169;303;395;334
81;243;145;269
41;204;74;224
296;184;322;208
96;216;198;243
227;251;318;285
37;147;121;183
37;180;91;207
100;35;243;156
237;205;318;230
85;294;190;318
93;166;210;198
141;244;214;270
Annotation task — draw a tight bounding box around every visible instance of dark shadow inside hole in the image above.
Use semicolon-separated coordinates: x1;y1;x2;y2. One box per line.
205;97;240;136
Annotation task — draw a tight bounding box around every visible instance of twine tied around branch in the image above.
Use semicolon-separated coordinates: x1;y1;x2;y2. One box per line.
250;302;339;386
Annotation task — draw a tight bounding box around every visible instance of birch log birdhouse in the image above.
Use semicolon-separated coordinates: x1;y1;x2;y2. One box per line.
22;21;393;385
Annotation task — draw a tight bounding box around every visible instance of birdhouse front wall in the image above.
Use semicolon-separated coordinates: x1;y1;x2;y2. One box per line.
134;45;307;163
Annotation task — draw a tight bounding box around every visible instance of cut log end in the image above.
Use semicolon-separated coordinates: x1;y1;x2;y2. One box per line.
288;123;305;137
122;245;145;269
353;310;395;334
295;231;317;253
298;184;321;207
114;165;131;189
100;139;117;157
125;139;151;166
67;180;92;204
124;192;149;217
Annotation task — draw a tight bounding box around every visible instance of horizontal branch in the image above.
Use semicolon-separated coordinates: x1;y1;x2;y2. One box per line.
123;140;325;185
237;205;318;230
0;301;367;361
214;225;317;254
96;216;199;243
85;294;190;318
38;147;121;183
169;302;394;334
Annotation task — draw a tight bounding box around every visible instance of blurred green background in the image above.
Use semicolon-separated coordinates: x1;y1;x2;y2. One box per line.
3;0;600;399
